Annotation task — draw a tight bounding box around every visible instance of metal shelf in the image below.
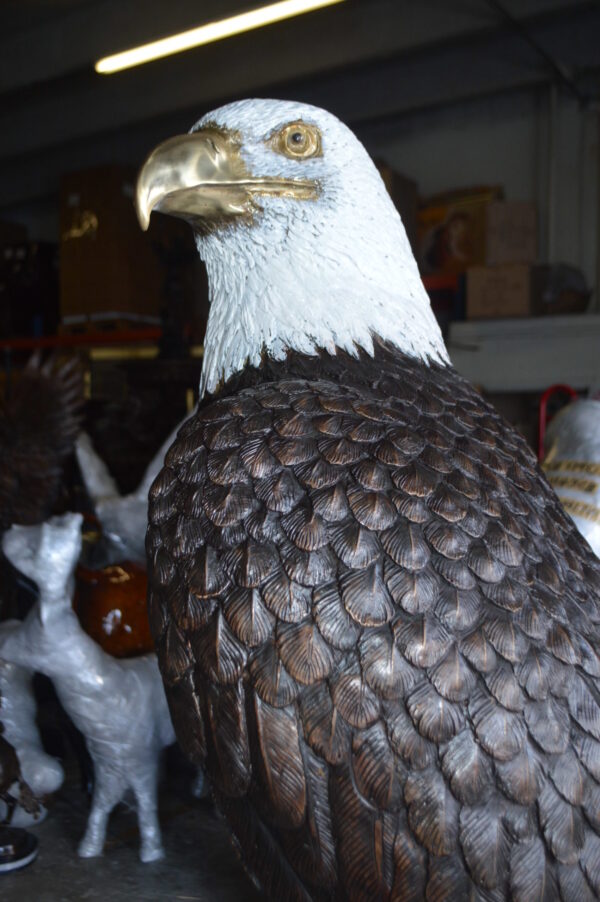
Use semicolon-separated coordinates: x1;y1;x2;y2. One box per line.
0;328;163;351
448;315;600;392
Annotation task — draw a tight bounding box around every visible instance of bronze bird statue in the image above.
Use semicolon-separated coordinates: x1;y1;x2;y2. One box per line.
0;353;83;531
136;100;600;901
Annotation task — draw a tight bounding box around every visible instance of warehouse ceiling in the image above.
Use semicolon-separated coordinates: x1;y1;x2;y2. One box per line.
0;0;90;36
1;0;599;213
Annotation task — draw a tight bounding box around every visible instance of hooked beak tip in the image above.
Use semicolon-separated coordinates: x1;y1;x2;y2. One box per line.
134;187;151;232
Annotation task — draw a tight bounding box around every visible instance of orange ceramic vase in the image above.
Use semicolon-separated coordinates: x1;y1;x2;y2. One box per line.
73;562;154;658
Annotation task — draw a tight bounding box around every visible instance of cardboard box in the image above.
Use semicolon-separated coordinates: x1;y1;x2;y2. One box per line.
486;201;537;265
60;165;163;321
467;263;590;320
376;161;418;253
418;186;503;275
467;264;534;319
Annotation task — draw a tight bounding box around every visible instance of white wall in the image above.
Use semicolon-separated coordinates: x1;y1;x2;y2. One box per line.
374;91;538;200
371;87;599;301
549;93;598;294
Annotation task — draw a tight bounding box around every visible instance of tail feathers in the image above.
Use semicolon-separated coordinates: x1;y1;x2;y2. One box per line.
217;791;315;902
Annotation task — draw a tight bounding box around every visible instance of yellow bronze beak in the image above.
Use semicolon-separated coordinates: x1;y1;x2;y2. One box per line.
135;127;319;232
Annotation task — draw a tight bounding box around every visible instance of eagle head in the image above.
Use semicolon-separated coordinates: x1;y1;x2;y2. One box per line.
135;99;448;396
136;99;384;235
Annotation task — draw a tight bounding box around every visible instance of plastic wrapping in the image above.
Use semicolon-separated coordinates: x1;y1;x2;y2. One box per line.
0;656;64;825
0;513;176;861
544;399;600;555
76;426;184;565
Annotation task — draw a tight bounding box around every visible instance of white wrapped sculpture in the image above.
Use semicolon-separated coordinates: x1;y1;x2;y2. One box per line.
0;660;64;825
0;513;176;862
543;399;600;556
76;426;184;566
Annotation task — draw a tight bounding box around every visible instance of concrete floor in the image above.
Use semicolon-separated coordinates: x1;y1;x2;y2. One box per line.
0;763;262;901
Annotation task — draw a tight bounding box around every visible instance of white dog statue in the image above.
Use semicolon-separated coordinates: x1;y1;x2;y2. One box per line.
0;512;176;861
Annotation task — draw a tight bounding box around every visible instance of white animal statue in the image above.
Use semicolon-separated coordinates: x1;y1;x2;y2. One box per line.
0;659;64;825
76;425;184;565
0;512;176;862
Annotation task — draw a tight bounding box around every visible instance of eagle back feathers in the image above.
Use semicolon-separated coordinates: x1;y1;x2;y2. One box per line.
147;345;600;901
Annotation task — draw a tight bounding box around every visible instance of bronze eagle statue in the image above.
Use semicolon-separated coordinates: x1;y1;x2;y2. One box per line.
136;99;600;901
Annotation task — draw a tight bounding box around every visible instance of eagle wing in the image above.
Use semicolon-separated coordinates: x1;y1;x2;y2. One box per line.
148;364;600;901
0;354;83;529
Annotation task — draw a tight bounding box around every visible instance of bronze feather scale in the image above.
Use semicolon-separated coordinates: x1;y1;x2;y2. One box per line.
147;342;600;901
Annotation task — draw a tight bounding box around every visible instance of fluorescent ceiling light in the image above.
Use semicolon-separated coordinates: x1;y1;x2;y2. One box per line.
95;0;347;74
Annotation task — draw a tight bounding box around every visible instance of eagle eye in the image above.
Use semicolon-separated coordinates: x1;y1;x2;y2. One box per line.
272;122;322;159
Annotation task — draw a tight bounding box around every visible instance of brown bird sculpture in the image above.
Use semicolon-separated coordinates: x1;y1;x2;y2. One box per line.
0;353;83;531
136;100;600;901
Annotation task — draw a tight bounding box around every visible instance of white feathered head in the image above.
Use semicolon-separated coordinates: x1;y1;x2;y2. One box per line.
136;99;447;395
